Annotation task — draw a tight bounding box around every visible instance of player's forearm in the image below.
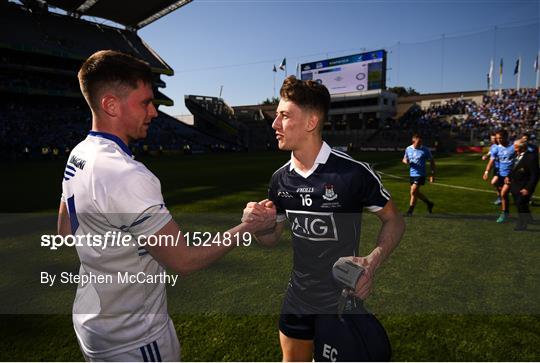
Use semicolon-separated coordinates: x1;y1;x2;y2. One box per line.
485;159;494;173
148;220;253;275
368;213;405;271
178;223;252;274
57;202;71;237
254;222;284;247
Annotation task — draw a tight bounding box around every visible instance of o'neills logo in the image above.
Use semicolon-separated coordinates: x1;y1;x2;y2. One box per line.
323;184;338;201
278;191;293;198
69;155;87;170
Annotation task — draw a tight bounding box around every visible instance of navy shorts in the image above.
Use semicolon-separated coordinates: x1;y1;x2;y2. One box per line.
279;299;391;361
410;176;426;185
496;174;510;188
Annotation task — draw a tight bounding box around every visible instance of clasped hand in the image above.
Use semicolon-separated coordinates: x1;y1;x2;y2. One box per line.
242;199;277;233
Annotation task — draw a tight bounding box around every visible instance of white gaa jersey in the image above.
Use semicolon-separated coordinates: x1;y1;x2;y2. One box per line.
61;131;173;358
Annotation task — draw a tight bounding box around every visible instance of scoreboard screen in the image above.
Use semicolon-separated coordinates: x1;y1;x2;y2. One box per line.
300;49;386;94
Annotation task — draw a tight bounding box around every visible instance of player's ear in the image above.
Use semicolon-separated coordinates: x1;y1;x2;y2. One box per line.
100;94;119;117
305;112;319;133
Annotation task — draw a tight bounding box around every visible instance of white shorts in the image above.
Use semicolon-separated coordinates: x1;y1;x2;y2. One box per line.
81;319;181;362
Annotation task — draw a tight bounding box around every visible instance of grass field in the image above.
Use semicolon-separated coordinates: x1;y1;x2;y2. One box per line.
0;151;539;361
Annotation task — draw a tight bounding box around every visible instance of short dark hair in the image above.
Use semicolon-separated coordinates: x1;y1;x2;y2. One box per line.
495;129;508;138
279;76;330;132
412;133;422;140
78;50;153;111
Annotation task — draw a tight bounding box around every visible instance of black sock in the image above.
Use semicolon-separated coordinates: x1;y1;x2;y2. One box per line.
407;205;415;214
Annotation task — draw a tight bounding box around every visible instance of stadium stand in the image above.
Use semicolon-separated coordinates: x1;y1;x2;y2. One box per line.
209;88;538;153
0;0;234;159
1;1;537;158
0;93;228;159
185;95;249;150
354;88;539;151
0;2;171;73
233;104;278;151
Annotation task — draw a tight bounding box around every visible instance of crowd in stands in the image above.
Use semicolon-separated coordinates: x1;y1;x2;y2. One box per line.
371;88;539;149
0;98;89;159
0;71;79;94
2;85;538;159
457;88;539;142
0;97;229;160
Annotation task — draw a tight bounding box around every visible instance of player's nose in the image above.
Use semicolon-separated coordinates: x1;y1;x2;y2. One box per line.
149;102;158;119
272;116;281;130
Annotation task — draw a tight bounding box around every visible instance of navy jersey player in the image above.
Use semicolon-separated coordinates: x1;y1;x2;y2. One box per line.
243;76;405;361
402;134;436;216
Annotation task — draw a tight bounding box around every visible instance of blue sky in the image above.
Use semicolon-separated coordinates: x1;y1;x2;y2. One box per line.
139;0;539;116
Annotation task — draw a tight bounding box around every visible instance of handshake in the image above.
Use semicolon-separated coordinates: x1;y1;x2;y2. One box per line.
241;199;278;235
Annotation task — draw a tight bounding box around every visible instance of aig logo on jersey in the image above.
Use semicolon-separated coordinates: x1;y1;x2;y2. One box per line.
286;210;338;242
323;184;338;201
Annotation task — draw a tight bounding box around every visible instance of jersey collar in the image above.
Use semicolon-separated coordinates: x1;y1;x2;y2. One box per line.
88;131;133;157
289;141;331;178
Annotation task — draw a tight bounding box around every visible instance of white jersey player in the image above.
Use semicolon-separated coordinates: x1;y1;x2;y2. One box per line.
58;50;274;361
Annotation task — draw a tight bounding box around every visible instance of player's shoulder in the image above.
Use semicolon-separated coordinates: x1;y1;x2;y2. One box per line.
271;159;292;178
422;145;432;153
327;148;378;178
88;141;155;189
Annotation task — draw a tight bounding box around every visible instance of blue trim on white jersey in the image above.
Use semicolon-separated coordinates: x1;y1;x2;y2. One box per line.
132;215;151;227
67;195;79;234
88;131;133;157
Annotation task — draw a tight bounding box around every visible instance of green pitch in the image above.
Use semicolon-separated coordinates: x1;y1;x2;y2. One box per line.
0;151;539;361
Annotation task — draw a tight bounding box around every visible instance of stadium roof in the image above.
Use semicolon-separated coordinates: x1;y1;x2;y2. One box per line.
42;0;193;29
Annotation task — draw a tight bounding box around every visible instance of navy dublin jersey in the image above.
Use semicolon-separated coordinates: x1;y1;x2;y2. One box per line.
268;142;390;314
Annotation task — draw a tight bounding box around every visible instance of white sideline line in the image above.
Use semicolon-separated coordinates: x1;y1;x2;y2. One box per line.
379;171;540;200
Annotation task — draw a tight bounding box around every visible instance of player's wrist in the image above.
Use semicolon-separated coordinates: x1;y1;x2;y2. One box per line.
254;221;277;237
366;248;383;271
253;223;277;238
